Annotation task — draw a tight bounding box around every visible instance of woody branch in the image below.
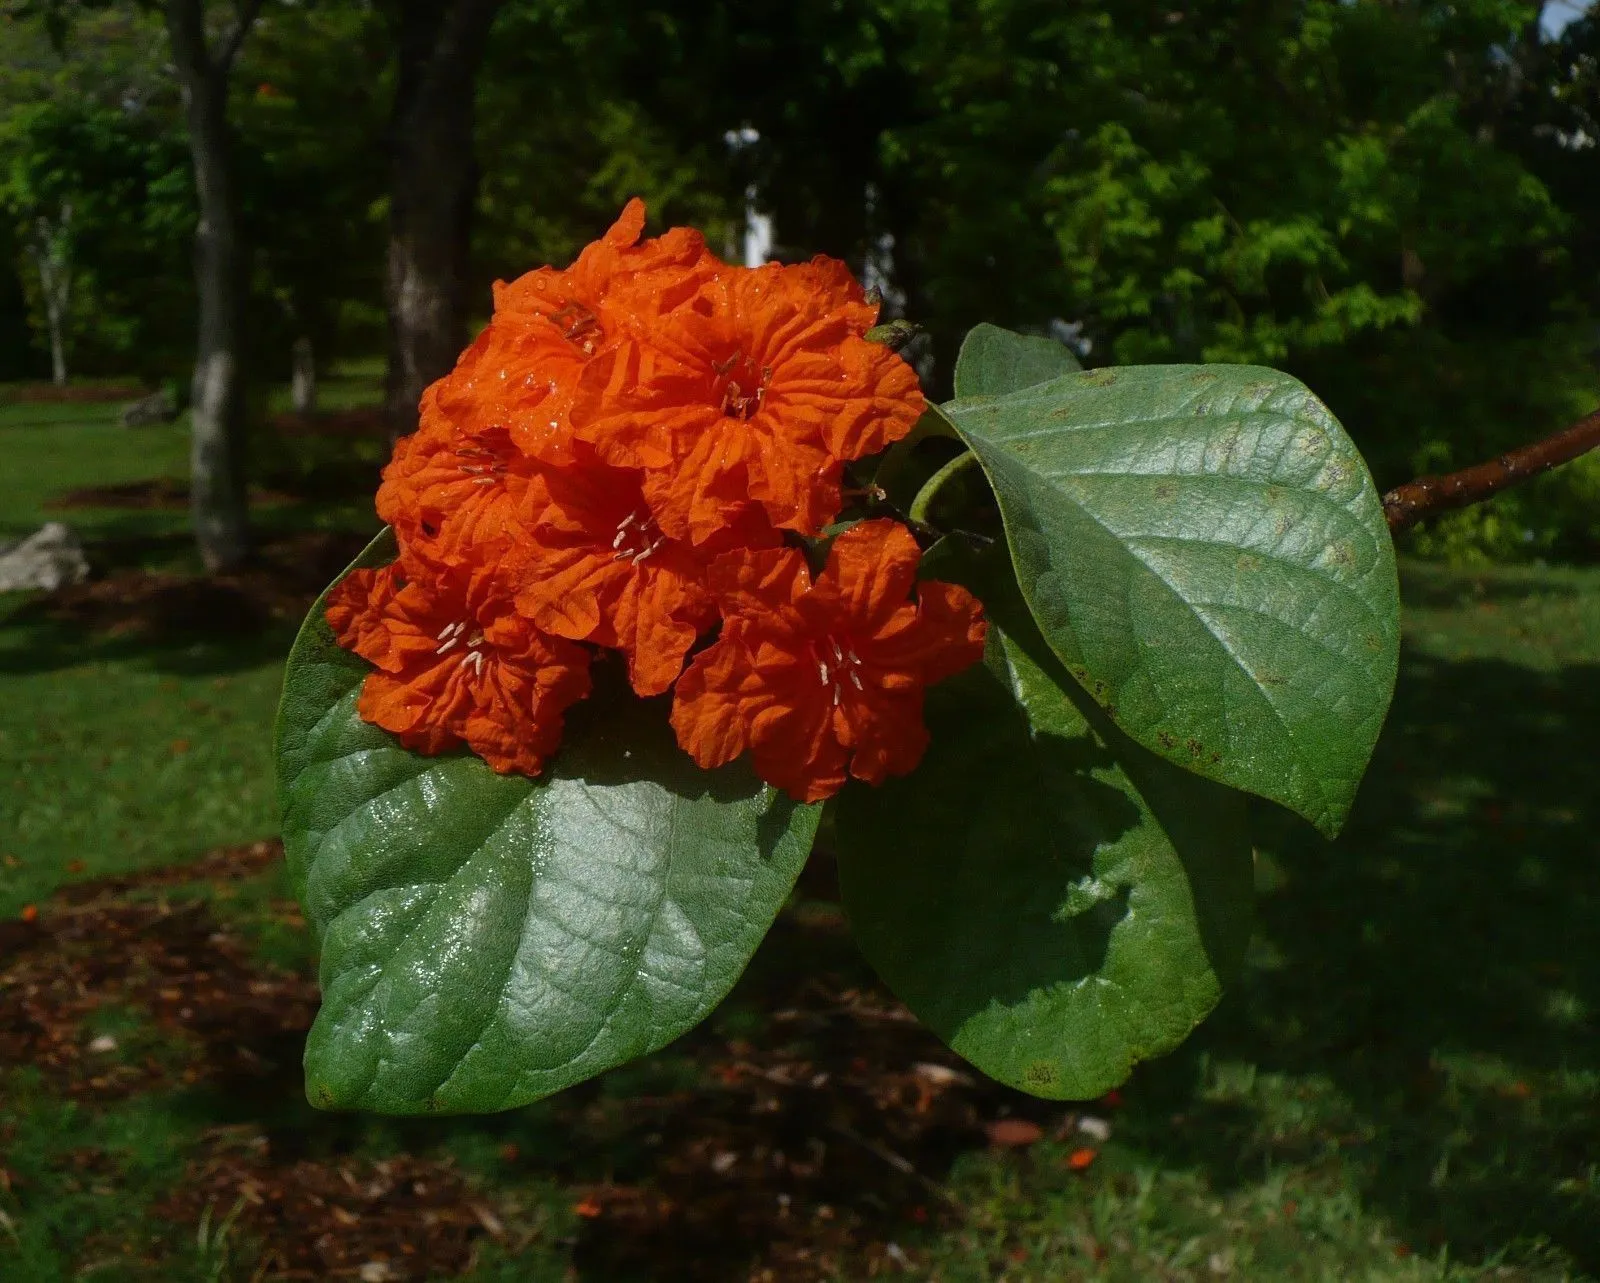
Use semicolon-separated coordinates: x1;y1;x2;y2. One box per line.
1382;406;1600;532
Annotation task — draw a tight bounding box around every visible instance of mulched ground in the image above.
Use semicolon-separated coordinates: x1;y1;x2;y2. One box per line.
15;528;374;640
0;847;1103;1281
153;1144;500;1282
1;383;148;404
0;840;314;1102
44;478;193;511
18;408;391;640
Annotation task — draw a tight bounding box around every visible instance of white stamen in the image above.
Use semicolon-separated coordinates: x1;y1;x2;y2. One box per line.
466;629;486;648
847;648;861;664
832;684;841;706
817;661;830;685
634;543;658;564
850;671;863;690
435;635;460;655
612;510;643;549
830;639;845;663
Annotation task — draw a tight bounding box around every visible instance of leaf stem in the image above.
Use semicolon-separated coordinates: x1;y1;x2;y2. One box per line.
908;451;981;527
1383;406;1600;531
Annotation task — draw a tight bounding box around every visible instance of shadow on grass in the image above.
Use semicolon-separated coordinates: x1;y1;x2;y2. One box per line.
129;618;1600;1276
0;512;378;678
7;566;1600;1278
151;907;984;1283
1396;562;1586;611
1126;644;1600;1270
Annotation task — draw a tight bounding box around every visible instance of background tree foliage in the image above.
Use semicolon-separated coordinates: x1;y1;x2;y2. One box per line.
0;8;189;380
1;0;1596;557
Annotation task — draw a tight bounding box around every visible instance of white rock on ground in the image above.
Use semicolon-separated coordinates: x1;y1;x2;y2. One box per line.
119;389;177;427
0;522;90;592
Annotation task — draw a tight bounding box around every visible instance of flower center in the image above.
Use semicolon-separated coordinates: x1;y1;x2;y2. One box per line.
453;442;510;487
435;620;488;673
712;349;772;420
547;301;602;356
814;636;865;707
611;507;668;565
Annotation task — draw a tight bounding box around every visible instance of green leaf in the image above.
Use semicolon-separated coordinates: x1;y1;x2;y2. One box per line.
953;321;1082;399
835;542;1253;1100
274;530;821;1115
942;363;1400;837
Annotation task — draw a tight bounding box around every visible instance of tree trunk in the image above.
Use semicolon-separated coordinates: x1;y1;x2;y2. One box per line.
44;278;67;388
291;335;317;415
29;205;72;387
167;0;254;572
383;0;504;437
47;323;66;387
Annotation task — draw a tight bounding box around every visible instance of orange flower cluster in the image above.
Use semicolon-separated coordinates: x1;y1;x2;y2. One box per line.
328;200;986;801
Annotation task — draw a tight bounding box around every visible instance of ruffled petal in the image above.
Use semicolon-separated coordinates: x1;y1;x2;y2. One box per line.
812;519;922;633
749;700;851;803
670;636;763;769
841;686;931;787
860;578;989;685
707;545;812;623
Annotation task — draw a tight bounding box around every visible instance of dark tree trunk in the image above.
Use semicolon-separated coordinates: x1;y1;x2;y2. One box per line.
166;0;260;572
383;0;504;437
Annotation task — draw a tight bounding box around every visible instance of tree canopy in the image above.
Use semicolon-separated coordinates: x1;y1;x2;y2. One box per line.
2;0;1596;554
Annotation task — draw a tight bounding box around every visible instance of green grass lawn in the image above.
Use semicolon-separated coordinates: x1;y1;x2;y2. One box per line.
0;399;190;548
2;390;1598;1280
0;384;382;913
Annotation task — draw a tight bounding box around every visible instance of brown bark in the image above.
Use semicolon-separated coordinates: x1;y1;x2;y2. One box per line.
166;0;262;572
1383;407;1600;531
383;0;505;437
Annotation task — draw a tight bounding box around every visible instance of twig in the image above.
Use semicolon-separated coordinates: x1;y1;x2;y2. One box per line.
826;1122;962;1210
1382;406;1600;531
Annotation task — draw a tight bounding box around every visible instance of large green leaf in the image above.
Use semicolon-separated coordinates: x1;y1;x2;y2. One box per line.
274;531;821;1115
942;363;1400;837
953;321;1082;398
835;542;1253;1100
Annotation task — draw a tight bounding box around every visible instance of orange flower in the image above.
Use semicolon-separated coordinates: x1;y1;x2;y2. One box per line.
378;198;713;568
670;520;986;801
572;257;925;544
326;559;591;777
511;453;775;696
340;204;964;788
494;198;712;342
376;397;536;571
468;198;714;463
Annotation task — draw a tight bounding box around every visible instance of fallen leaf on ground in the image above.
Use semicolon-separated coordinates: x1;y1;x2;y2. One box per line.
985;1119;1043;1147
